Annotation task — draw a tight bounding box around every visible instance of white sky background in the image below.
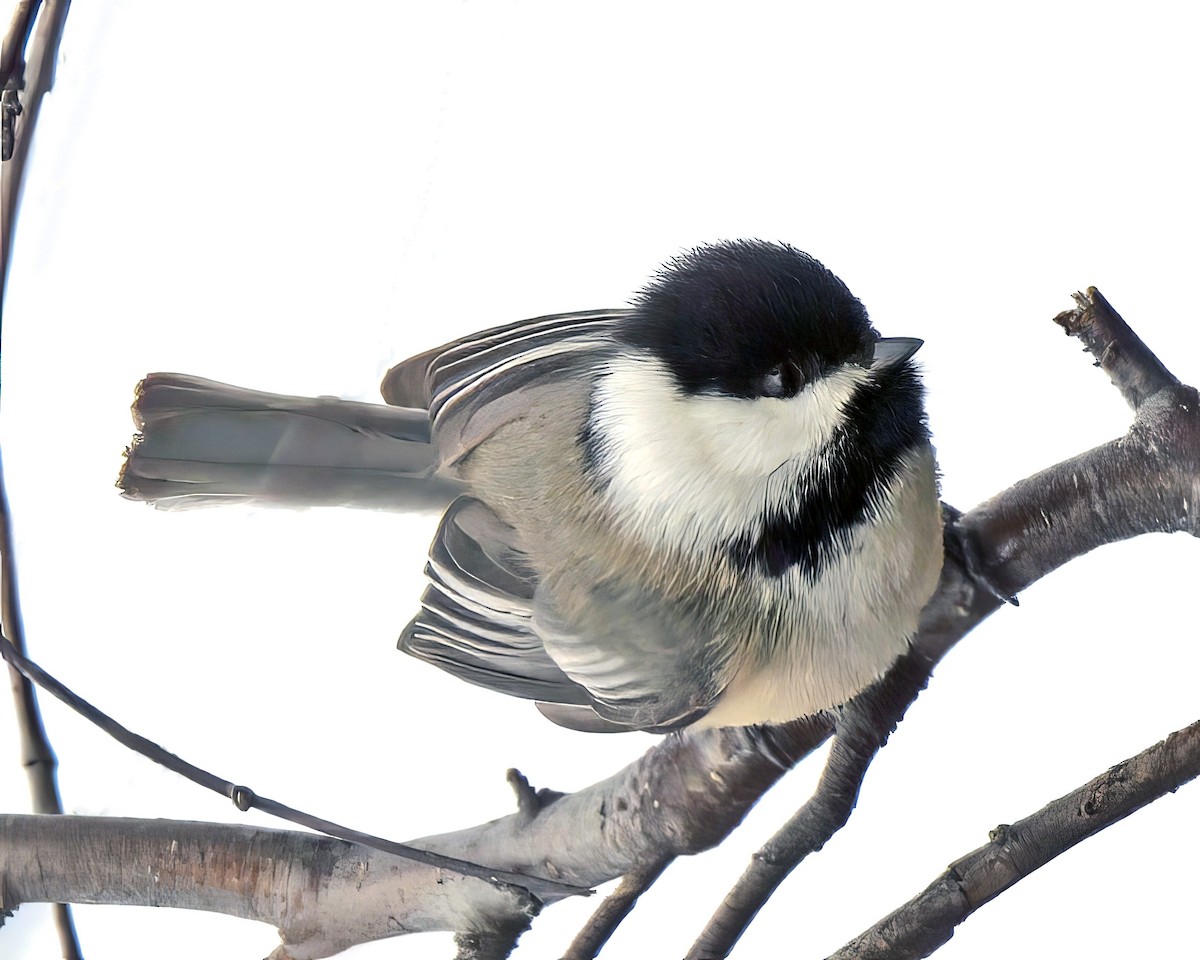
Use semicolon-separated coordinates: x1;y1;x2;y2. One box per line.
2;2;1199;957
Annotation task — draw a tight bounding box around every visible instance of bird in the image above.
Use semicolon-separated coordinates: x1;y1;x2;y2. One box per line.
122;240;943;733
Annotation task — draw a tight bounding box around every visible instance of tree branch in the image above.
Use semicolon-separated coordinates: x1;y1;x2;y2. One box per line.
1;3;40;108
3;5;84;954
0;814;540;960
563;856;674;960
0;722;832;953
1;417;81;960
410;720;833;890
686;649;938;959
1054;286;1179;410
1;0;71;305
829;718;1200;959
0;461;60;814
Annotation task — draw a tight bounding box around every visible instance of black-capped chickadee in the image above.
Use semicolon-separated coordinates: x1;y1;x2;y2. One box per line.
387;240;943;732
122;240;942;733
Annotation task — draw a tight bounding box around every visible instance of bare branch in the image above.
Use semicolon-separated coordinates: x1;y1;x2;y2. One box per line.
0;814;540;959
2;2;82;954
411;720;832;891
1;0;71;304
1054;286;1179;410
0;629;587;900
687;651;936;959
1;3;41;90
1;454;82;960
829;719;1200;959
1;713;831;952
564;856;674;960
0;460;60;814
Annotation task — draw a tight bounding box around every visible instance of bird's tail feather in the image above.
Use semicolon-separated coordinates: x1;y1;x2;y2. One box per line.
119;373;462;511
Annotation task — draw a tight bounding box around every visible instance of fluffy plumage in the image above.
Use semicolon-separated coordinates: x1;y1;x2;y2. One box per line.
394;240;944;732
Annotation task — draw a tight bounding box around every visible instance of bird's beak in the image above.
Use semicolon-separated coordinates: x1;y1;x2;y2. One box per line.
871;336;923;369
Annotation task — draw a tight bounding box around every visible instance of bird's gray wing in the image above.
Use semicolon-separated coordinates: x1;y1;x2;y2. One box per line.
531;578;729;733
399;496;595;707
381;310;630;408
380;310;630;468
392;310;724;733
400;497;724;733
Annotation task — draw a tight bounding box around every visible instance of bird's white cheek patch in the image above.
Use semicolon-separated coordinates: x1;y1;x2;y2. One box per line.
682;365;871;476
588;354;870;550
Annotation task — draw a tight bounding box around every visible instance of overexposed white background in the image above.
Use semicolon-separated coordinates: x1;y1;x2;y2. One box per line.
3;2;1198;957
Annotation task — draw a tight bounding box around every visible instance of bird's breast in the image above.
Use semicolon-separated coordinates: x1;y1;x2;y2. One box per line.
695;445;943;727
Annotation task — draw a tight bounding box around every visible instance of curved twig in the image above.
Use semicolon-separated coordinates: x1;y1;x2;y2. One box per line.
1;460;81;960
829;718;1200;959
3;4;93;955
686;651;936;959
1;0;71;304
0;627;591;900
563;856;675;960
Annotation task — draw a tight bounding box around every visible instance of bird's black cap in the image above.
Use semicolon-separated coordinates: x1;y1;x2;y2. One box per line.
618;240;876;398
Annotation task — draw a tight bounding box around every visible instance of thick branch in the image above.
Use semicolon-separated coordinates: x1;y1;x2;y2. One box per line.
0;815;538;960
830;719;1200;959
411;719;832;889
0;722;830;954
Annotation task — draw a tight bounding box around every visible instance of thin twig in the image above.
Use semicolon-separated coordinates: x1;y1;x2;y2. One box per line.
1;1;41;161
0;454;82;959
3;5;104;954
1;0;72;305
0;629;588;902
0;458;60;814
686;650;937;960
829;719;1200;959
1;1;41;91
563;857;675;960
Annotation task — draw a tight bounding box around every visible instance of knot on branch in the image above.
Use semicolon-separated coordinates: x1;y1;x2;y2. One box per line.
229;785;257;812
507;768;563;823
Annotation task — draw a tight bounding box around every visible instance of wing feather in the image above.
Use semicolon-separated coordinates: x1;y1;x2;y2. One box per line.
381;310;630;409
389;310;723;732
399;497;593;706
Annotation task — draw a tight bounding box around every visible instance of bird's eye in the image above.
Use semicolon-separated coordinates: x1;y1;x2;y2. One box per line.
759;365;785;397
757;362;801;398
